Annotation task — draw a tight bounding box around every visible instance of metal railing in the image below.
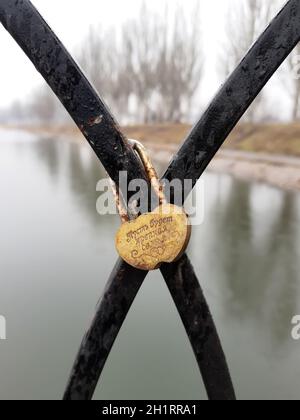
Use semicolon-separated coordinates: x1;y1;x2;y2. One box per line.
1;0;300;401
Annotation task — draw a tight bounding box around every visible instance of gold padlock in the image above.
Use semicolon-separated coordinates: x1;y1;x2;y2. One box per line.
113;140;191;271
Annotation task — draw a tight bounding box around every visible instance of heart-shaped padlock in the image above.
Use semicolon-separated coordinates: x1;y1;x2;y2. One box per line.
113;140;191;271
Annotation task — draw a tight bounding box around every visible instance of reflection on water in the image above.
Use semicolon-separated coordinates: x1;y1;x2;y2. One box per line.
195;179;299;349
0;129;300;400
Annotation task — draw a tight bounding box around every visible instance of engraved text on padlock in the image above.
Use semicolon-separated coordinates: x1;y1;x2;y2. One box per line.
115;203;191;271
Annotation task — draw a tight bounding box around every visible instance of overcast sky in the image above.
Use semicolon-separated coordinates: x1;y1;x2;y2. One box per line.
0;0;289;118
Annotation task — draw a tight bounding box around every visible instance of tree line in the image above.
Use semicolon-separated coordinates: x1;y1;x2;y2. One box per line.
8;0;300;124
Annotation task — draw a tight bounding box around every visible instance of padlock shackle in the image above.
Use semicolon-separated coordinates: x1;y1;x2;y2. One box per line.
111;140;167;224
129;140;167;207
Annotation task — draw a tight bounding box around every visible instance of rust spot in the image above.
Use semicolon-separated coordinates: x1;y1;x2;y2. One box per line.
87;115;103;126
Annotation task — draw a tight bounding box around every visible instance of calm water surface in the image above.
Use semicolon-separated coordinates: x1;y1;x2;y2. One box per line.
1;129;300;400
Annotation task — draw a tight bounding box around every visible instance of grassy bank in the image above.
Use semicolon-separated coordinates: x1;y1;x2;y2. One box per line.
124;123;300;157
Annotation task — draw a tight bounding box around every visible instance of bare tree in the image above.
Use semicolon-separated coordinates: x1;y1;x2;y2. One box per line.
77;27;132;119
220;0;274;122
123;2;202;123
28;3;203;125
156;4;202;122
76;2;203;124
121;4;163;123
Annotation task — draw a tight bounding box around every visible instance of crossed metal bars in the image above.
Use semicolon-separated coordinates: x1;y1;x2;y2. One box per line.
1;0;300;401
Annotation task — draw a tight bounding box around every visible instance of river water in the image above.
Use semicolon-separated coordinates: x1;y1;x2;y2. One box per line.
0;129;300;400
